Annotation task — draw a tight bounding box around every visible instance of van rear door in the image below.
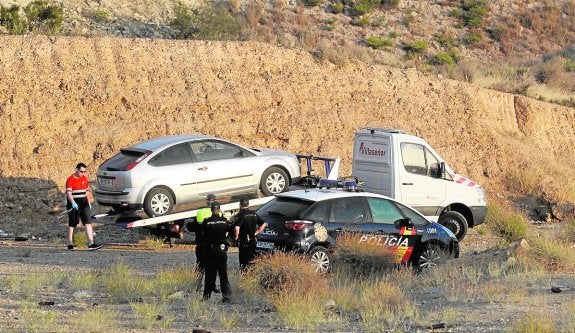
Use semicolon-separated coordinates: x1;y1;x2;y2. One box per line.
352;133;393;197
397;141;446;219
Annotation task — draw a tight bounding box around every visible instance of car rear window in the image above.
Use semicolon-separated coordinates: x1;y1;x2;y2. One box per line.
257;197;314;219
101;149;147;171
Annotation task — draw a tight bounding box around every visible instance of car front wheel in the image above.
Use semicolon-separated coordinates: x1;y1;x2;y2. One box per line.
417;244;446;270
144;187;174;217
309;246;331;274
260;167;289;196
438;211;468;241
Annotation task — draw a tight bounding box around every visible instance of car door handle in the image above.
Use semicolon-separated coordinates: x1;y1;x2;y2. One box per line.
402;182;413;185
198;166;207;171
334;228;343;232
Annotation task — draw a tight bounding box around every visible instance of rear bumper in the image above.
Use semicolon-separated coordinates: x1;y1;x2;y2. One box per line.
470;206;487;227
94;189;142;210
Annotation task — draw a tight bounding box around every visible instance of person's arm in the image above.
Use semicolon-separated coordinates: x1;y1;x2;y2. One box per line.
234;225;240;240
255;216;267;236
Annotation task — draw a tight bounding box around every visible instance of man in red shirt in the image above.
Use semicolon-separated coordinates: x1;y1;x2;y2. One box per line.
65;163;102;251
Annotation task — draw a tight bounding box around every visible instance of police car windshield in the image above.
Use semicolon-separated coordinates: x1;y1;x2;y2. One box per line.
257;197;313;219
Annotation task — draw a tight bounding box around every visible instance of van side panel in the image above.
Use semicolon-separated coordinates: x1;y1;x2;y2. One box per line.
352;134;394;198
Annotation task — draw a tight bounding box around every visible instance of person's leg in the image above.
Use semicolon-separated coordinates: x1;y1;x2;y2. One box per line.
85;223;95;244
245;246;257;270
218;252;231;301
239;246;249;272
68;226;75;245
203;256;217;299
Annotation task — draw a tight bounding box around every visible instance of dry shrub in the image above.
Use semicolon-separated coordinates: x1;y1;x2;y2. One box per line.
359;280;417;331
563;217;575;243
333;232;396;278
511;313;556;332
245;0;265;27
520;237;575;273
485;203;528;243
240;251;328;297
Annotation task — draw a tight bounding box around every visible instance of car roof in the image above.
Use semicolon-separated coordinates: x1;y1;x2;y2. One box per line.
275;188;393;202
127;134;216;151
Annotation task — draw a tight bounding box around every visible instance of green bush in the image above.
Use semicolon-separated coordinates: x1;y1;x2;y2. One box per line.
434;52;455;65
381;0;400;7
352;0;380;16
0;1;62;34
352;16;370;27
331;1;344;14
464;31;483;44
511;315;556;333
24;0;64;34
304;0;323;7
365;35;394;50
485;204;528;243
170;2;246;40
434;33;460;49
565;59;575;72
461;0;489;27
405;39;428;57
0;5;27;34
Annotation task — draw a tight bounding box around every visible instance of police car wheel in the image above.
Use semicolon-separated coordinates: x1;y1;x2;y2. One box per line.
438;211;468;241
260;167;288;196
417;244;446;269
144;187;174;217
309;246;330;274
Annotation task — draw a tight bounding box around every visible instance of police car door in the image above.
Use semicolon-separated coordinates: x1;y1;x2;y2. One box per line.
327;197;369;239
363;197;421;264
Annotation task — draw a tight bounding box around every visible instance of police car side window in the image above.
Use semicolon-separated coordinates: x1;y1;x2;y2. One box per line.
395;202;429;226
400;143;427;176
366;198;404;224
329;197;367;224
302;201;330;223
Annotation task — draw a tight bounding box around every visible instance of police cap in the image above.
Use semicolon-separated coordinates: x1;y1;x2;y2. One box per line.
210;201;221;209
240;198;250;207
206;194;216;202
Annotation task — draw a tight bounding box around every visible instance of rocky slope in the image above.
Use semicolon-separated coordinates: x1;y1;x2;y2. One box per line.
0;35;574;235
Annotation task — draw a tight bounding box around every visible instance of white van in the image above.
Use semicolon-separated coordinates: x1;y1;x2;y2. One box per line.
352;127;487;240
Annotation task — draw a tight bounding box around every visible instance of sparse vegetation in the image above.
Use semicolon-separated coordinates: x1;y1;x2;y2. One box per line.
486;203;528;243
365;35;394;50
405;39;428;58
170;2;246;40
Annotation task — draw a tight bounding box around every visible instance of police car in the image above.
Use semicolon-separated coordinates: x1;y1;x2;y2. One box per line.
255;181;459;273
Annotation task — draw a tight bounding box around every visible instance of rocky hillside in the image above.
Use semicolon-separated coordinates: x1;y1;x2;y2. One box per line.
0;35;574;227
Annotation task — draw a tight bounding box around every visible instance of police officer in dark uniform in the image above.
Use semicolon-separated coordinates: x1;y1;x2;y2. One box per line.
234;198;267;273
201;201;231;302
186;194;216;290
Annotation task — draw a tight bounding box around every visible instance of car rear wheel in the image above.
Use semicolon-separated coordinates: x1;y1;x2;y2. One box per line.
144;187;174;217
309;246;330;274
260;167;289;196
417;244;446;270
438;211;468;241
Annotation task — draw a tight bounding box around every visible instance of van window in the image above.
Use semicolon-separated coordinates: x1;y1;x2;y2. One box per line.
366;198;404;224
401;143;441;177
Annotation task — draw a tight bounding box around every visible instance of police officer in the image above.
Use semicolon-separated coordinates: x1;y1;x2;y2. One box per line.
234;198;267;273
186;194;216;290
201;201;231;302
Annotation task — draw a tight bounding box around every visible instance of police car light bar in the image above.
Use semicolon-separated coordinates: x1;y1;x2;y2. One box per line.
318;179;359;191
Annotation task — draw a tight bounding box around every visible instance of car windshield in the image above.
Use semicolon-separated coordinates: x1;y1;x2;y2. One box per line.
257;197;313;219
101;149;148;171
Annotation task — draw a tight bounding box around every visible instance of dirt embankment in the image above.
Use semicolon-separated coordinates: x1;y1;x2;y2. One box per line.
0;35;574;222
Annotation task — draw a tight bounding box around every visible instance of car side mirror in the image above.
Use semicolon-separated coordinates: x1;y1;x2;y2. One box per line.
394;217;413;228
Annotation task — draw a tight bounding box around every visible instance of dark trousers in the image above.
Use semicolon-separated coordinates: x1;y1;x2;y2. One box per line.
195;244;207;291
203;248;231;299
238;245;257;272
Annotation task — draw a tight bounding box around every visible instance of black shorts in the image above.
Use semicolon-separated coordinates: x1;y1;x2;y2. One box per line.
67;198;91;227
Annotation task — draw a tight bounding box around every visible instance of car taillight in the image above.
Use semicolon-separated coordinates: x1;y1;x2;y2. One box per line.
125;152;150;171
284;220;313;231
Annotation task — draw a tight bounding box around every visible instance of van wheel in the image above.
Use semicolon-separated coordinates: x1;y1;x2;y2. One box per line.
144;188;174;217
260;167;288;196
309;246;330;274
438;211;468;241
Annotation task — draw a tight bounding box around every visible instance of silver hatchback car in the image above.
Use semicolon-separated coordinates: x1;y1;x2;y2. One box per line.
94;135;301;217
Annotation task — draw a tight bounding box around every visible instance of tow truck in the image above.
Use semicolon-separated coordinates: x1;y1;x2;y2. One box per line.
91;155;342;245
